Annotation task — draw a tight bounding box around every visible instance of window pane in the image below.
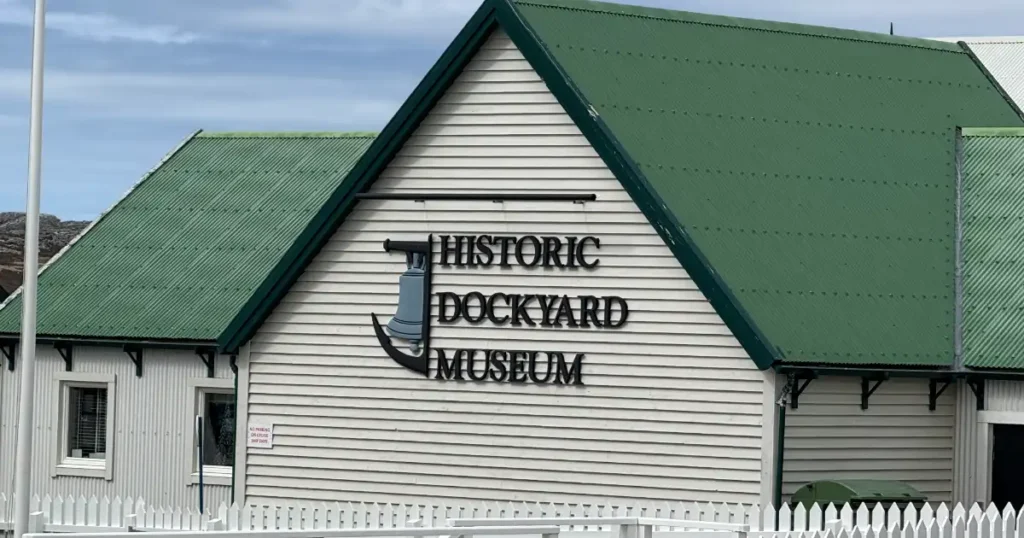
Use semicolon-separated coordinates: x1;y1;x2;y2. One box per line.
67;386;107;459
201;392;235;467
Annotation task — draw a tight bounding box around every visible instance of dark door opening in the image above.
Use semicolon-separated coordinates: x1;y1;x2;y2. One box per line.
992;424;1024;510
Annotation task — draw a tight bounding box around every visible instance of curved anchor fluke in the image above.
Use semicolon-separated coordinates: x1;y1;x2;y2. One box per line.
372;313;429;377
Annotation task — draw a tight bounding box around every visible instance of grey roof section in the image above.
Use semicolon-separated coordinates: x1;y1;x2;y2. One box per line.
931;36;1024;107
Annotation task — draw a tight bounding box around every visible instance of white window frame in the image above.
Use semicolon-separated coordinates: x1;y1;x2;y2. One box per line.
976;411;1024;504
51;372;116;480
186;378;235;487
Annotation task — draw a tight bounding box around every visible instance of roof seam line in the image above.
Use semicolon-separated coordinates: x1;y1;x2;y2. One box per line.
953;127;965;372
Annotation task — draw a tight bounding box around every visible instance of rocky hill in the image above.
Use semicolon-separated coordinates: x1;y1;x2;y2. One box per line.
0;212;91;295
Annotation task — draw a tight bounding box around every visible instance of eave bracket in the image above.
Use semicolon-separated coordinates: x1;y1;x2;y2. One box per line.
790;372;817;409
861;374;889;410
968;378;985;410
929;377;953;411
196;348;215;378
0;340;15;371
55;343;73;372
124;345;143;377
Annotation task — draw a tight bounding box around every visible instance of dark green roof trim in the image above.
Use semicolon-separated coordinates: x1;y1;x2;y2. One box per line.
218;2;502;352
516;0;961;53
958;41;1024;123
779;364;1024;383
219;0;778;369
36;336;217;351
498;0;778;369
961;127;1024;136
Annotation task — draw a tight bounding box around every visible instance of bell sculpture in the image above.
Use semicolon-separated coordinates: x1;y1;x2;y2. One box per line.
386;251;426;354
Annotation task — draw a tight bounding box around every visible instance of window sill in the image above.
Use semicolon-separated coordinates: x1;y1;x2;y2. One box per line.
189;466;232;487
55;458;108;479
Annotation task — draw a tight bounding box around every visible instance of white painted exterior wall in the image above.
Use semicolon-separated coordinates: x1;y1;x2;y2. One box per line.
783;376;955;502
0;344;235;509
241;28;771;507
952;379;1024;505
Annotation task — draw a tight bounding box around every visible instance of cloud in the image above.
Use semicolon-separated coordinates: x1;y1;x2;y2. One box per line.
0;68;410;128
222;0;478;40
0;1;201;44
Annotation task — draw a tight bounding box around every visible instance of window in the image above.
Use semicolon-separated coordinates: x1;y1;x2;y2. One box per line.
67;386;108;459
199;390;235;467
52;373;116;480
187;378;235;486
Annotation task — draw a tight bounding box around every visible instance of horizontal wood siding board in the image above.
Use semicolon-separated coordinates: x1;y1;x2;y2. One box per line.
783;376;955;502
245;29;765;505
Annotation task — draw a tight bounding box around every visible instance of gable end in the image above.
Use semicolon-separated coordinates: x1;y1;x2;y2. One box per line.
221;0;781;370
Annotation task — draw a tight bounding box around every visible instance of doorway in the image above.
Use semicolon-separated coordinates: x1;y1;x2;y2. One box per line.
992;424;1024;510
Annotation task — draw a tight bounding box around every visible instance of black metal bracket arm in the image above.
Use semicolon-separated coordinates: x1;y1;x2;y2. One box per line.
968;378;985;410
928;378;953;411
790;372;817;409
124;345;143;377
1;340;15;371
861;374;889;410
55;343;73;372
196;348;216;378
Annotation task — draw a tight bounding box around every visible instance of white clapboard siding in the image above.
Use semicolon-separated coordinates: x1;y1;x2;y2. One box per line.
784;377;955;502
0;344;233;510
244;28;768;506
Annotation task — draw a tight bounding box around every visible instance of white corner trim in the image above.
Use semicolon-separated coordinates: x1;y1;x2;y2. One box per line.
51;372;117;481
759;370;779;507
184;376;235;485
233;341;252;504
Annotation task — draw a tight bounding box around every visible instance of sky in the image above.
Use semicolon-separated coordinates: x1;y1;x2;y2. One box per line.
0;0;1022;221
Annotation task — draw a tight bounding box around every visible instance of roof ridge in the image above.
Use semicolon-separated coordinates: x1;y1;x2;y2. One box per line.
0;129;204;314
196;131;378;139
514;0;964;53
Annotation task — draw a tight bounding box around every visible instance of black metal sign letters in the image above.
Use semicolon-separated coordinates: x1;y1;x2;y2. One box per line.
370;234;630;386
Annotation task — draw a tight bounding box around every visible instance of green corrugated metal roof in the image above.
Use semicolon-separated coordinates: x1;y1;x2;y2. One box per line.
962;128;1024;369
510;0;1024;366
0;131;375;342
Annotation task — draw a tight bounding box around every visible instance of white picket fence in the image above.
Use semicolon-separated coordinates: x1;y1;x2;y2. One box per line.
1;495;1022;536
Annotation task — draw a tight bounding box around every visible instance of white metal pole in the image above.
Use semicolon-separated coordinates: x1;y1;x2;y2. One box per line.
13;0;46;537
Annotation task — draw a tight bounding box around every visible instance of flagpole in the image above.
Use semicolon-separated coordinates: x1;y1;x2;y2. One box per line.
13;0;46;537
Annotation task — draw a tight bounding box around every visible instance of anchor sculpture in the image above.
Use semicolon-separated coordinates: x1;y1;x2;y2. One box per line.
370;236;433;376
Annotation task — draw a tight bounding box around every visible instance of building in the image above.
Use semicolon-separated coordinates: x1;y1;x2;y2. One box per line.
0;132;376;509
215;0;1020;509
2;0;1024;514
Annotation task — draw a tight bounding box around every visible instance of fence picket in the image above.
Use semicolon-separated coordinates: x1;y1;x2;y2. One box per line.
13;493;1024;536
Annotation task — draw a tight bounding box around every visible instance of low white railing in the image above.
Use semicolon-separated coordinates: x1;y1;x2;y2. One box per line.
443;517;750;538
3;495;1023;536
25;524;563;538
